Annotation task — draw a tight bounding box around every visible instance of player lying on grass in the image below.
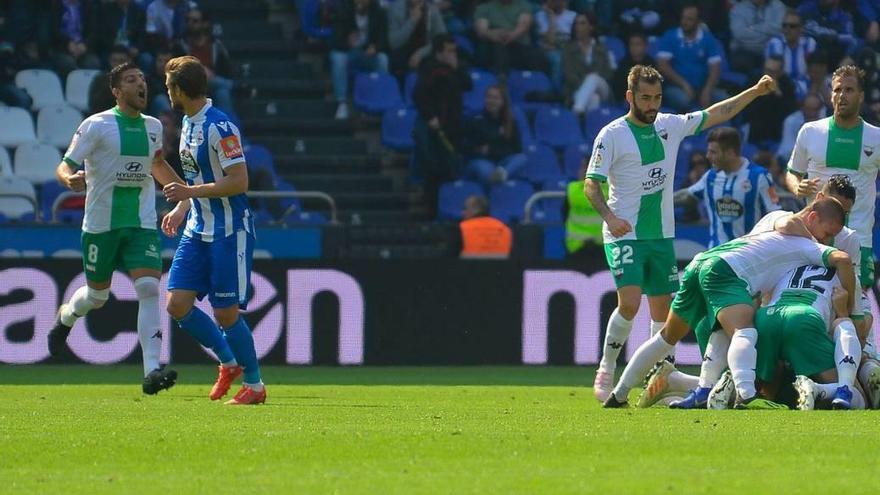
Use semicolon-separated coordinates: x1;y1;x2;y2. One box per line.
603;197;855;409
639;176;866;409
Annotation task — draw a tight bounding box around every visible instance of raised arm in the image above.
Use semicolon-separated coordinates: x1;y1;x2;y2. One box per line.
701;75;777;129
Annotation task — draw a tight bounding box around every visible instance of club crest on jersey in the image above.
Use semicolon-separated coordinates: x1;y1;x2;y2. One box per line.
864;145;874;157
220;135;243;160
180;148;200;180
740;179;752;193
185;126;204;146
657;128;668;140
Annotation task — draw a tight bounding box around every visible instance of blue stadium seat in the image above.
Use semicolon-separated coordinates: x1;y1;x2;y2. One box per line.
534;106;583;149
523;144;563;184
353;72;403;115
563;142;592;178
508;70;553;111
243;143;278;180
541;177;569;192
531;198;564;224
40;180;83;223
512;105;534;147
287;211;328;225
381;106;416;151
403;71;418;107
584;104;624;144
301;0;333;39
600;35;625;65
276;178;303;219
438;179;483;220
454;34;475;57
489;179;535;223
463;69;498;117
711;37;748;87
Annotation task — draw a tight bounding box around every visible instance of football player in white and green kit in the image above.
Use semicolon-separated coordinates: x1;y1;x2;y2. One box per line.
48;62;185;395
584;64;778;401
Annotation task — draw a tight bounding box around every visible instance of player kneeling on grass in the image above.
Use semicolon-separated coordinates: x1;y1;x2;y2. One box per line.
604;197;855;409
49;61;184;395
160;56;265;405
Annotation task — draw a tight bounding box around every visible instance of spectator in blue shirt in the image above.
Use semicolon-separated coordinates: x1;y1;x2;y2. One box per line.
655;4;727;112
797;0;857;65
765;11;816;100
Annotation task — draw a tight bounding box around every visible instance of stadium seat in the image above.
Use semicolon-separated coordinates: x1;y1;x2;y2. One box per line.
512;106;534;147
584;104;624;143
563;142;591;178
15;69;65;110
14;142;62;184
65;69;100;112
287;210;328;224
530;198;564;223
37;104;82;149
403;71;418;107
463;69;498;116
507;70;553;111
0;175;37;221
454;34;475;57
437;179;483;220
353;72;403;115
534;107;583;149
600;35;625;65
40;179;83;223
0;107;37;148
381;106;416;151
523;144;563;184
300;0;333;39
489;179;535;223
0;147;12;175
243;143;278;181
276;178;302;219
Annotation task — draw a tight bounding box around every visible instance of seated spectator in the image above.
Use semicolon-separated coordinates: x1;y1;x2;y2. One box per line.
0;42;33;109
744;55;797;147
612;31;655;102
562;13;615;115
805;50;832;107
458;195;512;258
729;0;785;78
765;10;816;100
16;39;51;71
656;4;727;112
413;34;472;218
776;92;826;163
387;0;446;76
146;47;174;116
535;0;576;89
96;0;147;66
330;0;389;120
474;0;548;75
614;1;664;38
181;8;239;119
682;149;708;189
146;0;193;52
856;0;880;48
797;0;857;66
51;0;101;76
464;84;526;186
88;45;132;114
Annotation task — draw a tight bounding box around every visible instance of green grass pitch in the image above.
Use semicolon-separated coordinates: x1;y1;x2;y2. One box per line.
1;365;878;494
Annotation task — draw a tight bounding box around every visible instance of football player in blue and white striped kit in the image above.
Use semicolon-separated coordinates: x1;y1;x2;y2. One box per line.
160;56;265;405
675;127;780;248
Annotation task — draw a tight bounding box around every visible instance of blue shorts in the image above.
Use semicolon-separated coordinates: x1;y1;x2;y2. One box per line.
167;230;254;309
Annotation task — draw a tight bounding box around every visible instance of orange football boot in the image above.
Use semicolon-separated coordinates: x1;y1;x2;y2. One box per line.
225;385;267;405
209;365;243;400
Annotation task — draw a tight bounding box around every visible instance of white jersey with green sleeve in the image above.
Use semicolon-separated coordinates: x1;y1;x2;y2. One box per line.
713;231;837;296
586;110;707;243
63;107;163;234
788;117;880;248
767;265;860;330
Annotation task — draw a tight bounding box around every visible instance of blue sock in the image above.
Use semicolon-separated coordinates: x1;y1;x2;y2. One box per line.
177;307;236;364
223;317;261;384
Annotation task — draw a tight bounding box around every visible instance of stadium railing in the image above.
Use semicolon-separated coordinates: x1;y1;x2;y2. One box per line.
0;192;40;219
522;191;565;224
50;190;339;224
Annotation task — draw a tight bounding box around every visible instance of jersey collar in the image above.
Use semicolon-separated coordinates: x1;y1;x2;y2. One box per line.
189;98;214;122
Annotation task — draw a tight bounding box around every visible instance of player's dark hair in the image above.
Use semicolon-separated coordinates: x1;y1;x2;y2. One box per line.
431;34;456;56
810;196;847;226
706;127;741;154
466;194;489;217
109;61;141;89
164;55;208;99
822;174;857;203
832;64;866;91
627;65;663;93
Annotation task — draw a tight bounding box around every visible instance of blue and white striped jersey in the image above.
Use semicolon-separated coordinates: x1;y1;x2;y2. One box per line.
179;100;253;242
688;158;780;247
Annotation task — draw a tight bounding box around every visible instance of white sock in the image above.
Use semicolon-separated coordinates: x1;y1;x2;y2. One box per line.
134;277;162;377
598;308;633;373
851;386;866;410
651;320;674;362
221;360;239;368
611;332;674;400
728;328;758;401
698;331;730;388
833;320;861;388
816;382;838;400
243;381;264;392
60;286;108;326
668;370;699;393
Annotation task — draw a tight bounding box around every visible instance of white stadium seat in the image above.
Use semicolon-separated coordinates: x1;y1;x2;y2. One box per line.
0;175;37;220
14;142;61;184
0;147;12;175
0;107;37;147
37;104;82;149
66;69;100;112
15;69;65;110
